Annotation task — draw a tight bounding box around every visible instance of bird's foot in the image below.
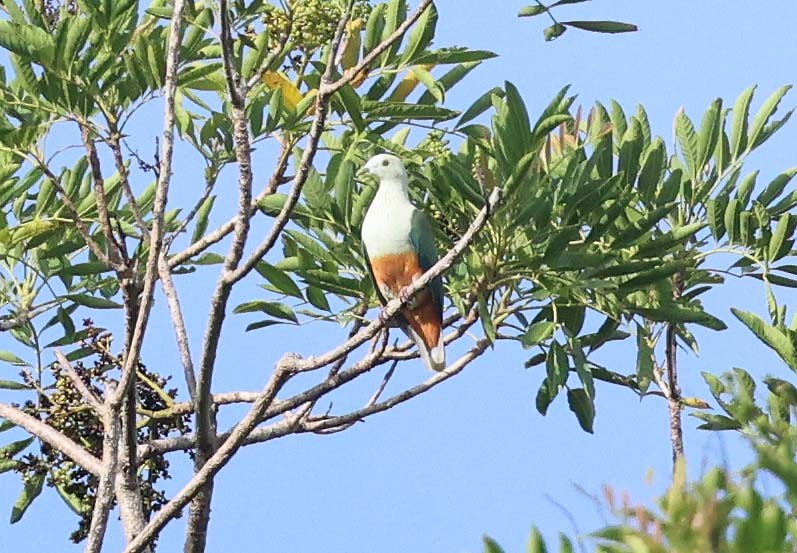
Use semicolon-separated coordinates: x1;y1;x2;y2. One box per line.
378;307;393;325
398;285;414;304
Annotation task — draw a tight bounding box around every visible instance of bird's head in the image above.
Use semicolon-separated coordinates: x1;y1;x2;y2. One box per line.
360;153;408;183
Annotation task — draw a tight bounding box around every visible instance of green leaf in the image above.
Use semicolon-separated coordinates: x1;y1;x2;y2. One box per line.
245;320;285;332
414;49;497;66
411;66;444;103
10;472;44;524
527;527;548;553
477;295;496;343
724;198;740;243
768;213;793;261
692;413;742;431
65;294;122;309
0;437;34;459
567;388;595;433
535;378;555;415
361;100;459;121
191;195;215;243
730;85;756;159
54;481;88;515
0;380;30;390
400;2;438;64
58;262;113;277
0;351;27;366
518;6;546;17
634;305;727;331
306;286;331;312
521;321;555;348
457;87;503;128
234;301;298;323
696;98;722;173
675;108;698;177
748;85;792;150
562;20;638;34
543;23;567;41
636;325;654;393
756;168;797;207
547;341;569;390
483;535;506;553
732;308;797;370
256;262;303;299
0;459;21;474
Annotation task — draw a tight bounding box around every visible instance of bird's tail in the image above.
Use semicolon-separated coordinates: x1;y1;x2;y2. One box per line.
401;323;446;372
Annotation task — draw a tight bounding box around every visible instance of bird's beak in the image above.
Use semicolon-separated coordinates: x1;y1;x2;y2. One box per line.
356;164;375;183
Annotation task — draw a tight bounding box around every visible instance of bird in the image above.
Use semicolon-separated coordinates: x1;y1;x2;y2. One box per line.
360;153;446;372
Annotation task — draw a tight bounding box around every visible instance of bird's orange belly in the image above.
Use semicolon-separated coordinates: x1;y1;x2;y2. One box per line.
370;251;424;294
370;252;441;350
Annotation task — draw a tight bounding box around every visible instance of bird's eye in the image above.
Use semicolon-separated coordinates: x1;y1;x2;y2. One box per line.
381;159;389;167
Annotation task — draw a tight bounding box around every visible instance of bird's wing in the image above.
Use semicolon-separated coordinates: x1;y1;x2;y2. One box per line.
410;208;444;316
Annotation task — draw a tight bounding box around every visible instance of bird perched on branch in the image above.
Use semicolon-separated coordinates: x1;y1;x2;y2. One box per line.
360;153;445;371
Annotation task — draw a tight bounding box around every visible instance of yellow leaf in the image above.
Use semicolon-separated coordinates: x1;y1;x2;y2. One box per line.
387;64;435;102
262;71;303;110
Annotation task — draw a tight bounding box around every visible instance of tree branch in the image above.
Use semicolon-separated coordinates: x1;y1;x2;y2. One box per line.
107;121;148;234
158;258;197;397
83;383;119;553
138;187;501;459
112;0;188;407
80;122;121;265
305;338;491;433
0;402;102;475
325;0;434;96
124;363;296;553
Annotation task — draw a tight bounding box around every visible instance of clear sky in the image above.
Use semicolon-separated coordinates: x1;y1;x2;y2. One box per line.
2;1;797;552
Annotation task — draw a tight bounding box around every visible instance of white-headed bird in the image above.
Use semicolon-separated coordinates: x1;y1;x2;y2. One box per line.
360;153;445;371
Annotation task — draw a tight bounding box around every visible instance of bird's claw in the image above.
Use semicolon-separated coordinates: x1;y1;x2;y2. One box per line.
398;286;413;304
378;307;392;325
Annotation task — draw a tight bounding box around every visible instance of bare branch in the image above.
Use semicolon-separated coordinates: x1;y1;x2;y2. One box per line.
84;383;120;553
107;122;148;234
166;137;293;268
158;257;197;397
35;162;125;272
80;123;121;264
0;402;102;475
112;0;189;407
305;339;491;433
184;1;254;548
124;364;295;553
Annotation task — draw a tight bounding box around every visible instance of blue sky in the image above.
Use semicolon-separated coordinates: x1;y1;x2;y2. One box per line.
2;1;797;552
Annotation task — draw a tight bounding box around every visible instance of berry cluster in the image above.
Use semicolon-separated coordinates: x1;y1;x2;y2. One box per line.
262;0;371;52
418;130;452;161
14;321;189;544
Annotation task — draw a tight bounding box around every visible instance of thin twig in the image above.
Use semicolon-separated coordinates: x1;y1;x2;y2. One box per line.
107;122;148;234
80;122;122;263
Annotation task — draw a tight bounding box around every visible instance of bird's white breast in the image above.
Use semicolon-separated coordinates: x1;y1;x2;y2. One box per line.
362;185;415;258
